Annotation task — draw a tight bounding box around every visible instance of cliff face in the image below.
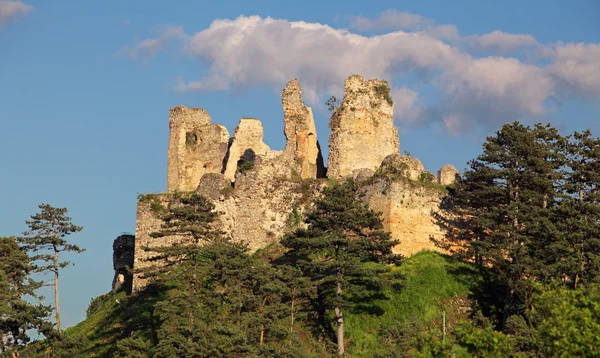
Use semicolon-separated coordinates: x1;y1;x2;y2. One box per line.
131;75;458;293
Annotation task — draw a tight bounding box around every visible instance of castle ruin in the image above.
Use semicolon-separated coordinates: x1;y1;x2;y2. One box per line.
129;75;458;293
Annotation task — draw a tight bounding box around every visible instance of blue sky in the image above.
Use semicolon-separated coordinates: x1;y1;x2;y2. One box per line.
1;0;598;328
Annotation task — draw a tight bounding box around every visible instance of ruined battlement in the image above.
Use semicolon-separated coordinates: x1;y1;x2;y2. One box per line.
328;75;399;179
131;75;459;293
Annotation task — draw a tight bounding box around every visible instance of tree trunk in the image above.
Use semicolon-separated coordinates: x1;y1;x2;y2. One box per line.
260;297;267;346
290;288;296;332
53;247;61;333
336;274;344;356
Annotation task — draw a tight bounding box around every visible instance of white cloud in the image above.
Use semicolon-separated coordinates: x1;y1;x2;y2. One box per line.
0;0;32;27
440;57;554;132
392;87;438;126
548;43;600;98
350;10;459;41
466;30;538;54
175;74;228;92
178;15;464;100
122;26;185;59
124;14;600;132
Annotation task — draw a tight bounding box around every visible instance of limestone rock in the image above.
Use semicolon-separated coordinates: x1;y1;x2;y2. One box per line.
378;153;424;180
361;177;446;257
438;164;459;185
328;75;400;179
167;106;230;192
112;234;134;292
196;173;232;200
223;118;271;182
282;79;321;179
353;168;374;182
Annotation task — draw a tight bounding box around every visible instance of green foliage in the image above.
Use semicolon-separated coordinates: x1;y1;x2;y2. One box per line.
238;160;254;174
0;236;51;354
521;284;600;357
375;83;393;106
281;179;401;355
220;185;234;196
287;207;302;228
345;251;482;356
185;131;197;146
19;203;84;332
326;95;340;113
137;193;161;203
86;292;111;317
418;172;436;183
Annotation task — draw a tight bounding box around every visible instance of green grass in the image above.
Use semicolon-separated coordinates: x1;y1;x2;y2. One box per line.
344;251;483;357
65;290;127;356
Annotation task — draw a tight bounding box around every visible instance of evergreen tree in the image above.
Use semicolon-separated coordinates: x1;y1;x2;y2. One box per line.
144;192;292;356
281;179;401;356
19;204;84;333
143;192;225;356
0;237;51;355
551;130;600;287
435;122;565;326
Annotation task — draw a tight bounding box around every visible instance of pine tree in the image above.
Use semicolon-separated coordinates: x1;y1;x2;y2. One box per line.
0;236;51;355
19;204;83;333
551;130;600;287
435;122;565;326
143;192;225;356
281;179;401;356
143;192;292;356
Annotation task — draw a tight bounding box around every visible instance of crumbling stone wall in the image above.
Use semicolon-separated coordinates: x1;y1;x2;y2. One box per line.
132;177;321;293
328;75;400;179
361;177;447;256
112;234;135;292
132;194;174;293
167;106;230;192
132;75;462;293
223;118;270;182
438;164;459;185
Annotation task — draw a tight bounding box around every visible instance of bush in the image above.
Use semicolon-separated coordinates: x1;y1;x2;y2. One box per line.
238;161;254;174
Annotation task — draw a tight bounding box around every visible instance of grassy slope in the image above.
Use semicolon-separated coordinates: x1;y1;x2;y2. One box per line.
66;251;481;357
344;251;482;357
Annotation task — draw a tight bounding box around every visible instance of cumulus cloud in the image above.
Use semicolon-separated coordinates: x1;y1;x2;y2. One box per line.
123;14;600;132
466;30;538;54
122;25;185;59
350;10;459;41
547;43;600;98
440;57;554;132
392;87;438;126
0;0;32;27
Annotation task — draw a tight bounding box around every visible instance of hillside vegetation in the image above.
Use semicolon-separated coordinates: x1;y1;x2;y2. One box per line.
65;251;481;357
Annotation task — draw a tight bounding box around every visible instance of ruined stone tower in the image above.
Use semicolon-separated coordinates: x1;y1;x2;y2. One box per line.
166;106;230;192
328;75;400;179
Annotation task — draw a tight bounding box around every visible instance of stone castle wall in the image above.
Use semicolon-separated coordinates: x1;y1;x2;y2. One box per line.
131;74;458;293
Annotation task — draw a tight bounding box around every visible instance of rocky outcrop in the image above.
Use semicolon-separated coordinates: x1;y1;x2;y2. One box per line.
281;79;322;179
223;118;271;182
167;106;230;192
378;153;425;180
361;177;446;256
112;234;134;292
438;164;459;185
328;75;400;179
